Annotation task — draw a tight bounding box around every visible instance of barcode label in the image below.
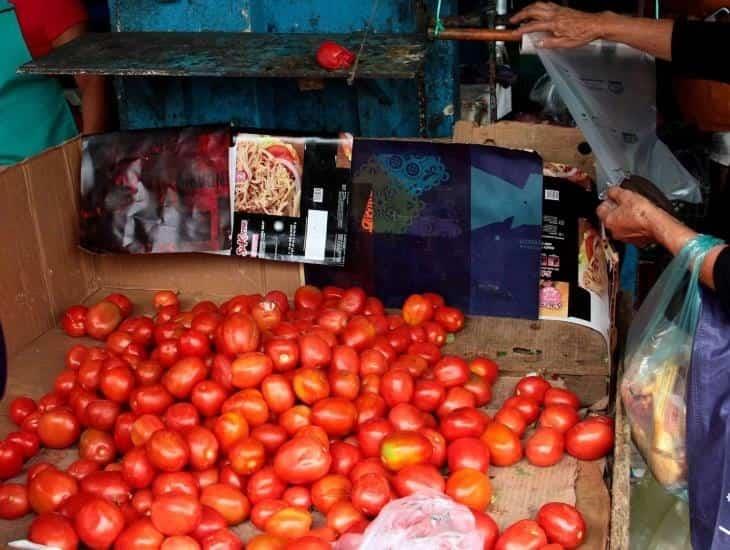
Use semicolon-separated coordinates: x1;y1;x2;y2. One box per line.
545;189;560;201
304;210;328;261
313;188;324;203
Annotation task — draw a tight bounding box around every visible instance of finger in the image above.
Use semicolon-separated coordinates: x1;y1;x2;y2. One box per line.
605;186;626;202
596;202;614;221
510;3;554;23
515;21;556;35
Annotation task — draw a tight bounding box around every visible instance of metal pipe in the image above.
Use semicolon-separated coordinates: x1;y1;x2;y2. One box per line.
428;27;521;41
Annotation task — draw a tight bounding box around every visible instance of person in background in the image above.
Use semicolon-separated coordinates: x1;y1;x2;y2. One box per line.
0;0;107;166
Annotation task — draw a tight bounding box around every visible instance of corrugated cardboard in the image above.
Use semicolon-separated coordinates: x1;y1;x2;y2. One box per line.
0;124;626;548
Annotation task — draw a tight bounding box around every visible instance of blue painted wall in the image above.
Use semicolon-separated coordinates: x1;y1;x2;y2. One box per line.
110;0;457;137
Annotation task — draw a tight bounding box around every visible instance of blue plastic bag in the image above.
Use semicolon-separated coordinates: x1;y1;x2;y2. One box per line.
621;235;723;497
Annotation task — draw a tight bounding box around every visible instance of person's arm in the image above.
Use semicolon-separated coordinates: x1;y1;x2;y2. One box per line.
52;24;107;134
510;3;673;58
597;187;727;295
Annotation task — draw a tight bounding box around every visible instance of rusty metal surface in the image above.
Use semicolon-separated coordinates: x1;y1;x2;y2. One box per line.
428;27;522;41
19;32;426;79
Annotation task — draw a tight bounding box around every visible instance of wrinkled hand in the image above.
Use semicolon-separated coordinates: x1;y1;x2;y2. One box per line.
596;187;659;247
510;2;606;48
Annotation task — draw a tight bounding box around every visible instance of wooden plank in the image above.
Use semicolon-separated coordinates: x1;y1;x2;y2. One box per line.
20;32;426;80
610;378;632;550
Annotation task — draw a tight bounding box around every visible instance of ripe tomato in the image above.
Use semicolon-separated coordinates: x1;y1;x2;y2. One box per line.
251;301;282;331
54;369;77;397
151;494;202;535
146;429;190;472
340;316;375;351
280;487;310;509
230;352;273;390
29;513;79;550
287;536;330;550
192;506;227;542
294;285;323;310
79;428;116;465
186;426;219;471
423;321;447;347
481;423;523;467
402;295;433;325
85;399;121;431
411;379;445;413
250;498;287;530
191;312;223;338
329;369;360;401
469;357;499;384
311;397;358;438
495;519;547;550
359;349;387;376
536;502;586;549
357;418;394;458
539;405;580;434
200;484;250;525
190;381;226;418
86;301;123;340
179;329;211;358
380;430;432;471
251;423;288;454
260;374;295;414
65;345;88;370
75;496;125;549
310;473;352;514
200;528;242;550
164;402;199;433
464;374;493;407
293;368;330;405
437;387;477;417
446;468;491;511
360;373;380;395
565;417;614;460
101;364;136;404
37;408;80;450
407;342;441;366
153;290;179;310
503;396;541;424
112;412;137;454
21;410;42;434
434;306;465;332
326;500;365;535
380;369;414;407
0;483;29;519
525;427;565;467
441;407;489;441
163;357;207;400
355;393;387;425
433;356;469;388
155;339;181;367
61;304;88;337
66;459;101;482
351;472;391;517
9;395;37;426
6;430;40;459
317;309;349;335
338;287;366;315
515;376;552;404
544;387;581;409
494;408;528;438
473;510;500;550
246;466;286;505
279;405;312;436
263;290;289;314
216;313;260;356
213;411;249;451
264;338;300;372
131;414;165;446
392;464;444;497
228;437;266;476
421;427;447;467
331;345;360;374
274;436;331;484
387;403;426;431
447;437;490;473
115;518;165;550
79;471;131;506
121;447;156;489
329;441;361;477
223;389;269;427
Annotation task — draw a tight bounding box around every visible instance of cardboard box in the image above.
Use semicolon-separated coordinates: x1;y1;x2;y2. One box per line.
0;122;629;548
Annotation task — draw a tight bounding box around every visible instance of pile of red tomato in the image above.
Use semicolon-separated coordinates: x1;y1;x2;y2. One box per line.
0;286;614;550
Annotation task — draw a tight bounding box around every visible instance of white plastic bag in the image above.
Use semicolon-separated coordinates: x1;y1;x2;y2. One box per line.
333;491;484;550
523;33;702;203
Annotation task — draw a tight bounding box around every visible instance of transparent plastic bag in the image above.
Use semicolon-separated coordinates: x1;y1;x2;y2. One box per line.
529;73;573;126
333;491;484;550
523;33;702;203
621;235;724;495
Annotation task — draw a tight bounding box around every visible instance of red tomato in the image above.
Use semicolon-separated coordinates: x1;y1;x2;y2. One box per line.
222;389;269;427
54;369;77;397
503;396;541;424
387;403;426;431
481;423;523;467
310;474;352;514
402;295;434;325
421;292;444;309
565;417;614;460
85;399;121;431
115;518;165;550
79;471;131;506
230;353;273;389
61;304;88;337
293;368;330;405
539;405;580;434
311;397;358;437
79;428;116;465
155;339;181;367
21;410;42;434
494;407;528;438
363;296;385;316
434;306;465;332
6;430;39;459
66;459;100;482
162;357;207;400
29;513;79;550
380;430;433;471
282;486;311;509
265;505;312;539
412;379;446;412
287;536;331;550
392;463;444;497
392;354;428;378
75;496;125;549
421;427;447;467
152;472;200;498
264;338;300;372
387;326;411;353
186;426;219;471
526;427;565;467
131;414;165;447
246;466;286;505
380;369;414;407
329;441;362;477
262;291;289;314
192;506;227;542
317;309;350;336
113;412;137;454
251;301;282;331
122;447;156;489
216;313;260;356
294;285;323;310
329;369;360;401
178;329;211;358
355;393;387;425
437;387;477;417
360;373;380;395
161;535;200;550
274;436;331;484
146;429;190;472
151;494;202;535
515;376;552;404
441;407;489;441
433;356;469;388
544;387;581;409
423;321;447;347
469;357;499;384
473;510;500;550
495;519;548;550
357;418;394;458
0;483;29;519
164;402;200;432
351;472;391;517
407;342;442;365
371;336;397;364
446;468;491;511
279;405;312;436
86;301;123;340
250;499;287;530
65;345;88;370
536;502;586;549
103;293;132;318
101;364;136;404
199;484;250;526
338;287;367;315
213;412;249;452
251;423;288;454
37;408;80;449
38;392;65;413
200;528;242;550
359;349;387;376
331;345;360;374
349;458;389;485
227;437;266;476
326;500;365;535
190;381;227;418
153;290;179;310
260;374;295;414
447;437;490;473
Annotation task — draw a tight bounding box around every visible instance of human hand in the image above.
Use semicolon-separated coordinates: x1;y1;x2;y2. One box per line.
510;2;608;48
596;187;660;247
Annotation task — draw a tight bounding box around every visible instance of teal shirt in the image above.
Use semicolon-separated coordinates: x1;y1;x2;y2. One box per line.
0;1;78;166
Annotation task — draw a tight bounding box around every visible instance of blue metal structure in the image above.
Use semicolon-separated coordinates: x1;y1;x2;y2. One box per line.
109;0;458;137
